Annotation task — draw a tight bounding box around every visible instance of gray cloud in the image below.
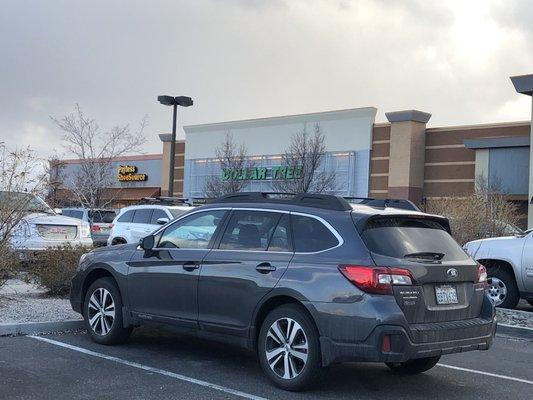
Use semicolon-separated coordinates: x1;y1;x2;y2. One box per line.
0;0;531;162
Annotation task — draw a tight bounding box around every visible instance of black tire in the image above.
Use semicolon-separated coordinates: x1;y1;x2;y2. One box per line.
83;277;132;345
257;304;323;391
386;356;440;374
486;265;520;309
111;238;127;246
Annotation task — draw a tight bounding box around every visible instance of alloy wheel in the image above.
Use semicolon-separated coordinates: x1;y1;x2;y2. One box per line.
265;317;309;380
87;288;115;335
487;277;507;306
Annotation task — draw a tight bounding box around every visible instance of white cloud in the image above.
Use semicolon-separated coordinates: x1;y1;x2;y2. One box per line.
0;0;531;159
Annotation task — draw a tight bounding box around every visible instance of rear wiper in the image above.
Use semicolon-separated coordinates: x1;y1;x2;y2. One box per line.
404;252;444;261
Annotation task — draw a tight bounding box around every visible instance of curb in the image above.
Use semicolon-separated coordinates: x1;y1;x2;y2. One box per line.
496;323;533;340
0;319;84;337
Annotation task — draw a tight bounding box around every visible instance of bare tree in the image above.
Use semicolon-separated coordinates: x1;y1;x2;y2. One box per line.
0;143;43;288
51;104;147;208
204;133;254;198
272;123;336;194
427;176;521;245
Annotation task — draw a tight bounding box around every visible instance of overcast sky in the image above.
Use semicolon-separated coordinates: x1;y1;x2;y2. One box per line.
1;0;532;159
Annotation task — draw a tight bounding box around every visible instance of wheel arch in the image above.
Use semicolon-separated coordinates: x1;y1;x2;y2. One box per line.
111;237;127;245
81;266;122;315
250;291;319;349
477;258;518;283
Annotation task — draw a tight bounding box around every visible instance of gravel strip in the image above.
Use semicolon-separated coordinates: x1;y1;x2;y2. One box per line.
0;279;80;324
496;307;533;329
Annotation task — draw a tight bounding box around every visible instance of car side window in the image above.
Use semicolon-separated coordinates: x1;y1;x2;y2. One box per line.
150;209;169;225
157;210;227;249
219;210;281;251
70;210;84;220
267;214;291;252
117;210;134;223
291;214;338;252
132;209;152;224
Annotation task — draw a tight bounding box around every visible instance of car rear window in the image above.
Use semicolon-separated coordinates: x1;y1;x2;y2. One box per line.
63;210;84;220
291;214;339;252
361;217;469;262
90;210;116;223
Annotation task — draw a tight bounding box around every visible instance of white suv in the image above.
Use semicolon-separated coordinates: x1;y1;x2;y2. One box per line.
107;204;193;246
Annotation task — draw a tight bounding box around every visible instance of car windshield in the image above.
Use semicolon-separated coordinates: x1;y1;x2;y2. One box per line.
361;216;469;262
89;210;116;223
169;209;188;219
0;191;54;214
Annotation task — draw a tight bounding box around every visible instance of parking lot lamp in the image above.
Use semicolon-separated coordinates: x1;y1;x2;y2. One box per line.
157;95;193;196
510;75;533;228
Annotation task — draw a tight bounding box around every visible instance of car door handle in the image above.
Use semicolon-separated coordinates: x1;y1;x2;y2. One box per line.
182;261;200;272
256;262;276;274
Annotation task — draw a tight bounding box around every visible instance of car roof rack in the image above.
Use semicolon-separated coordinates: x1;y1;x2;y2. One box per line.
211;192;353;211
139;197;192;206
345;197;420;212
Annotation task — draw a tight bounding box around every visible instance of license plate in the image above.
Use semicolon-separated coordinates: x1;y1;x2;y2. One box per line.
435;285;458;305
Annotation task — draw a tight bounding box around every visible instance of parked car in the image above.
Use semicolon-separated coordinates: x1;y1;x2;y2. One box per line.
61;208;117;246
1;191;93;257
70;192;495;391
464;230;533;308
107;203;192;246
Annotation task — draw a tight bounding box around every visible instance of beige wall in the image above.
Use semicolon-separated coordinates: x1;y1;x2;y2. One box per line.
160;139;185;197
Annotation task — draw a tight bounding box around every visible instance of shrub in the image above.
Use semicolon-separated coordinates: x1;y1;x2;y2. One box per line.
426;177;521;245
27;244;91;296
0;246;19;289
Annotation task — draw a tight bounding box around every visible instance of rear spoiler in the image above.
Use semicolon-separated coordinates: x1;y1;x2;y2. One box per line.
344;197;421;212
351;212;452;235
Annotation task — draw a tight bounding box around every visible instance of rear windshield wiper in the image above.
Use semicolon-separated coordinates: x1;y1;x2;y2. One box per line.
404;252;445;261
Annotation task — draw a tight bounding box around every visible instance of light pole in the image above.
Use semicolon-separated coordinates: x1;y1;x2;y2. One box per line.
510;75;533;228
158;95;193;196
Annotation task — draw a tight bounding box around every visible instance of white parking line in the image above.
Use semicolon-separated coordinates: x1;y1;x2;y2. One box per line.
29;335;533;392
437;363;533;385
29;335;269;400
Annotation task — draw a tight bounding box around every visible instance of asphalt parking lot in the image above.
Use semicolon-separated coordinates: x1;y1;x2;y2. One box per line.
0;327;531;400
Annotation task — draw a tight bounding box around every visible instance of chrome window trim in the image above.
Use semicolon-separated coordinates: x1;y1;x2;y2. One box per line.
147;206;343;254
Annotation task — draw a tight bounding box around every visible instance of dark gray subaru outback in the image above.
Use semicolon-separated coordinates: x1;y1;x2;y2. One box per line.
70;193;496;391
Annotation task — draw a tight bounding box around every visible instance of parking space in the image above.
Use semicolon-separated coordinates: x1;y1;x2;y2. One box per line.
1;327;531;400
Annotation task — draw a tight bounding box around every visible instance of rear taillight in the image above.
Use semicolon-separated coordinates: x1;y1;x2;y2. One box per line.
338;265;414;295
91;224;100;232
476;263;488;285
381;334;392;353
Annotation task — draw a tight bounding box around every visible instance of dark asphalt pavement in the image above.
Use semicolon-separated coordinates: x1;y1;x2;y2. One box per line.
0;326;531;400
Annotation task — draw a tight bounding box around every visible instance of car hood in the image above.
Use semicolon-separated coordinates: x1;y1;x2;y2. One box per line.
464;235;521;257
23;212;83;226
91;242;139;254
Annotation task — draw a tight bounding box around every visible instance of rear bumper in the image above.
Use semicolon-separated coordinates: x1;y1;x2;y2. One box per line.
305;292;497;366
320;318;496;365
